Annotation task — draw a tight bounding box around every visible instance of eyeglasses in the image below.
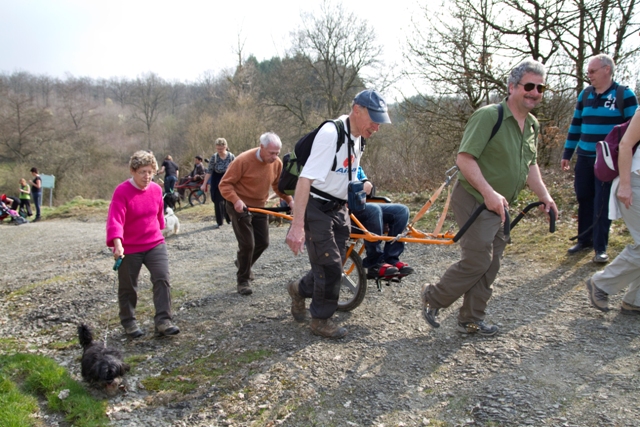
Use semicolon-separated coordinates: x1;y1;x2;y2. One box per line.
587;66;607;75
135;170;155;177
518;82;547;93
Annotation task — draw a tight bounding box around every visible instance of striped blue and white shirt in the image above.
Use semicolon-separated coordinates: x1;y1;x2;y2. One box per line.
563;82;638;159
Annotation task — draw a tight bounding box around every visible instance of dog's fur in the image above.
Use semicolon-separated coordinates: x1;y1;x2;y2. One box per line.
163;207;180;236
163;192;180;211
78;324;130;395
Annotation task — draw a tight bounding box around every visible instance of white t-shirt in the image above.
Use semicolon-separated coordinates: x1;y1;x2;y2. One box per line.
299;115;363;201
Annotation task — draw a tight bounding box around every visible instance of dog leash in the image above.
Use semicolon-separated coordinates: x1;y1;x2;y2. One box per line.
104;256;124;346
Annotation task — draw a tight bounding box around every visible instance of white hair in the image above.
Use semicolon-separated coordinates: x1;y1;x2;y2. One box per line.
259;132;282;149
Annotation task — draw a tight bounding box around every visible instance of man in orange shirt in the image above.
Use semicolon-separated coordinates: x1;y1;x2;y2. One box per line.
220;132;294;295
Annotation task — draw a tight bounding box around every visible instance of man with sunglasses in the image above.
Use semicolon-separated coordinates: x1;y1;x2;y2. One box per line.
561;54;638;263
421;59;558;337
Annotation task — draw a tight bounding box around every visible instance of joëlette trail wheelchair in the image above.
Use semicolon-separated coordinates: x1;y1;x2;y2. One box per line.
175;177;207;206
249;166;555;312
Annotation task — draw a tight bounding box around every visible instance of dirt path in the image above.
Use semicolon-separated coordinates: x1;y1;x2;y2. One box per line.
1;216;638;427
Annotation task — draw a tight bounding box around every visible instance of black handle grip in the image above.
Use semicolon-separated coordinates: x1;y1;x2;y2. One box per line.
509;201;555;233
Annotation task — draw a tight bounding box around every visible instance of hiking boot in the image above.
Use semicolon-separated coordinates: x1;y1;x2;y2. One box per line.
394;261;414;276
567;242;592;254
457;320;499;336
366;263;399;279
620;301;640;316
155;321;180;337
586;278;610;312
237;283;253;295
310;318;347;339
287;279;307;322
593;252;609;264
421;283;440;328
124;323;144;339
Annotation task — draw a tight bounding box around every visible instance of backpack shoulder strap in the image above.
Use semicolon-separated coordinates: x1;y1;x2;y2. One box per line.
583;86;594;108
616;84;627;117
333;119;346;152
330;119;347;171
489;103;503;141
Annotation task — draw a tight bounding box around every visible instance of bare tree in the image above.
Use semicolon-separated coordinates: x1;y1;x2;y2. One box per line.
107;77;132;108
127;73;167;150
403;0;510;149
0;90;55;161
58;76;99;131
288;0;384;121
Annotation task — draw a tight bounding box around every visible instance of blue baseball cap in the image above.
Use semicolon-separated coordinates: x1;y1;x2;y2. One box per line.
353;89;391;124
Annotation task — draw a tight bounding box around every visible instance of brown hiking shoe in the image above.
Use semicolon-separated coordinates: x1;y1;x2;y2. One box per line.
621;301;640;316
237;283;253;295
310;318;347;339
586;278;609;312
287;280;306;322
155;321;180;337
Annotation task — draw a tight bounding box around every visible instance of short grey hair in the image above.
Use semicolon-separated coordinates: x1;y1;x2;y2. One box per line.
508;59;547;89
259;132;282;149
215;137;228;148
129;150;158;171
591;53;615;76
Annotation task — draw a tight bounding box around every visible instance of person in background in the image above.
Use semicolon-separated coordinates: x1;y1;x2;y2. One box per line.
421;59;558;337
30;167;42;222
586;108;640;315
106;150;180;338
186;155;206;182
219;132;293;296
158;155;179;195
18;178;32;218
561;53;638;263
202;138;235;229
1;193;19;211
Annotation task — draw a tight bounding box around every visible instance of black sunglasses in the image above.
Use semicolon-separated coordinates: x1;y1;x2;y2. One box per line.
518;82;547;93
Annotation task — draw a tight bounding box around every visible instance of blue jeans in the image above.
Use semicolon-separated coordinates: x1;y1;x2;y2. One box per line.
353;203;409;268
574;154;611;252
164;175;177;194
31;191;41;218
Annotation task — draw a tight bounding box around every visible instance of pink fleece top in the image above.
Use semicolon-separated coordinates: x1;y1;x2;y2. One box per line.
106;180;165;254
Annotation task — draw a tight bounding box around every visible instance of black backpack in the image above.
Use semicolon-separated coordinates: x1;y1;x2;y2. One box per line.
278;120;347;195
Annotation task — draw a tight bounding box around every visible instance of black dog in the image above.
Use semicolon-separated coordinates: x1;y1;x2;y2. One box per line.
78;324;130;395
163;191;180;210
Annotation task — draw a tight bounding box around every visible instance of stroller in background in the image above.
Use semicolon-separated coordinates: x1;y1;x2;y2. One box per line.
0;199;28;225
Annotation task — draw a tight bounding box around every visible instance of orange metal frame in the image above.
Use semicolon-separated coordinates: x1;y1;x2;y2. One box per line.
248;167;461;274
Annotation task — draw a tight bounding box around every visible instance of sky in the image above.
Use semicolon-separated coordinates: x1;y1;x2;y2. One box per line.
0;0;423;100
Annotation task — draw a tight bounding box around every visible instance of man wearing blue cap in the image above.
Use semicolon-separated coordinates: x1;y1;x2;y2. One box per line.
285;89;391;339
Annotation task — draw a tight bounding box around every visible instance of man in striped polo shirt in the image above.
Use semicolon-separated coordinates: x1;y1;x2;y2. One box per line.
561;54;638;263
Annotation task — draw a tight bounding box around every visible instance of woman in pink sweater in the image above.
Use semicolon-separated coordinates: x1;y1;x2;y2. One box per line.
106;150;179;338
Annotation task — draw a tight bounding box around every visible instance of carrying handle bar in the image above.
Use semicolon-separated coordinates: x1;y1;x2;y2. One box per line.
453;201;555;243
509;201;555;233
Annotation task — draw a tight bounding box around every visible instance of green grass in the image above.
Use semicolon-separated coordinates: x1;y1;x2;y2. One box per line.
48;338;78;351
141;349;272;394
0;353;109;427
41;196;109;221
0;376;40;427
